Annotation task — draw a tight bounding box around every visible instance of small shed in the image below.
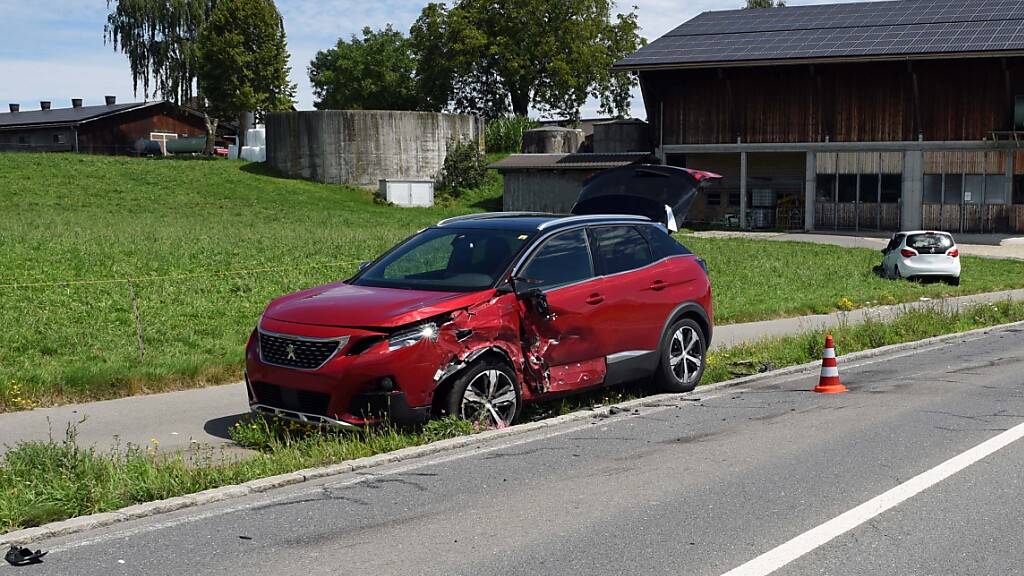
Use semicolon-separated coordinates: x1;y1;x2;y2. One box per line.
490;153;653;213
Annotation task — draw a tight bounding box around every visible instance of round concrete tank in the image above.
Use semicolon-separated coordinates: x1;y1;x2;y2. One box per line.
522;126;584;153
265;110;484;186
592;119;651;153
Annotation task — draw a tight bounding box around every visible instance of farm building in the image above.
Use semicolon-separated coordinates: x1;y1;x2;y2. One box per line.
493;153;652;213
0;97;229;155
616;0;1024;233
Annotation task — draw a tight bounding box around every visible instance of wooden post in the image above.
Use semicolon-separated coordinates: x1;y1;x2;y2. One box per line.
740;151;748;229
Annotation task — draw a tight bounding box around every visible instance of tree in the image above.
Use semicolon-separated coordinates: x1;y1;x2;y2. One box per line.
744;0;786;7
309;26;433;111
197;0;295;148
104;0;218;105
410;0;645;121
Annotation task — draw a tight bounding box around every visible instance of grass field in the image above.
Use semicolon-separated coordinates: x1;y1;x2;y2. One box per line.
2;152;1023;409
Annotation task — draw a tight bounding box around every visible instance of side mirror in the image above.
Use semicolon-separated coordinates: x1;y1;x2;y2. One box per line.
880;248;888;255
358;261;371;271
520;287;552;319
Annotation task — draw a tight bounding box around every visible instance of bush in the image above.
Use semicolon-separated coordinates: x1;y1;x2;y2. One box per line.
437;139;487;199
485;115;537;153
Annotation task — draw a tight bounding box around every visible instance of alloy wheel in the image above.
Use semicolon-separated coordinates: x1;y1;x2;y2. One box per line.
669;326;704;385
460;369;518;427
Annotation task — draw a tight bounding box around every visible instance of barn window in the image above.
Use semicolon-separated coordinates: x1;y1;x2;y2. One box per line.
18;136;27;145
706;191;721;206
53;133;65;145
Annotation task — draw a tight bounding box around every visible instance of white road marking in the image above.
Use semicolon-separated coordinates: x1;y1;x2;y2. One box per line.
720;419;1024;576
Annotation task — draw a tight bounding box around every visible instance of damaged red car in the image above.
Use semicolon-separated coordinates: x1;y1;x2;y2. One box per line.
245;165;718;428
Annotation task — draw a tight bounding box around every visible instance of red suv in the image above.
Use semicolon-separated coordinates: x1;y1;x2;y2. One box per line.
245;165;717;427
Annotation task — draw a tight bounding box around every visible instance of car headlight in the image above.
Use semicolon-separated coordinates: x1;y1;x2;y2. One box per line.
387;323;438;351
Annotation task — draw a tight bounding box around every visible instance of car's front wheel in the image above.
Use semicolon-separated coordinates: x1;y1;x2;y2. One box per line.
444;358;521;428
655;318;707;393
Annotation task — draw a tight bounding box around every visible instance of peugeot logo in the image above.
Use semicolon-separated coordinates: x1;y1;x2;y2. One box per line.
286;344;297;361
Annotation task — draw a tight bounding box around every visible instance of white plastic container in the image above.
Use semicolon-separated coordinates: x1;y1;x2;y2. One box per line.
379;179;434;207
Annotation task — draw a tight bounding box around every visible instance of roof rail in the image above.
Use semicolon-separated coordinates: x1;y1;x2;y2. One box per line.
436;212;554;226
536;214;650;230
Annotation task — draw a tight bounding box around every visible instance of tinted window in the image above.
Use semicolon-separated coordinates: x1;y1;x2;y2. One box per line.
590;226;654;275
354;228;530;292
639;225;692;259
520;229;593;290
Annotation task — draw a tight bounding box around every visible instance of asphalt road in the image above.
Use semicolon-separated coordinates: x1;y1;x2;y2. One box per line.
3;288;1023;455
18;323;1024;575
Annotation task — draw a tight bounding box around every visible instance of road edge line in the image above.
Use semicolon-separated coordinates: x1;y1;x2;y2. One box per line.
2;318;1022;546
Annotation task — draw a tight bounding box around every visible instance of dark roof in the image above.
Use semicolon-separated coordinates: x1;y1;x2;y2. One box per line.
615;0;1024;70
0;101;159;129
489;153;652;171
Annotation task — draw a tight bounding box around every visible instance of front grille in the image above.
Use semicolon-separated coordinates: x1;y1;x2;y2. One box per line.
259;332;340;370
252;382;331;416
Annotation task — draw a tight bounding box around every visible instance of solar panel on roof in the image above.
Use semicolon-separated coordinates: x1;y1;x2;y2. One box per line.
615;0;1024;68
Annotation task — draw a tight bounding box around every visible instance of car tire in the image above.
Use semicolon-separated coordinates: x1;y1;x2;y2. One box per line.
949;276;961;286
443;358;521;428
654;317;707;393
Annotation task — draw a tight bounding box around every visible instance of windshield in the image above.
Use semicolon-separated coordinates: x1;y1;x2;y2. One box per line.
352;227;533;292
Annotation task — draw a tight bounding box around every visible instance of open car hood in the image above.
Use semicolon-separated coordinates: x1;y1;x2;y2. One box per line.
571;165;722;232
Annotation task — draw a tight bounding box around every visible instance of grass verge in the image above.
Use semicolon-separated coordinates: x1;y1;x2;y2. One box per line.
2;300;1022;533
2;152;1024;408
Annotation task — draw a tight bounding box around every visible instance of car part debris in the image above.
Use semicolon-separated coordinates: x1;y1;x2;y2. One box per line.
5;546;47;566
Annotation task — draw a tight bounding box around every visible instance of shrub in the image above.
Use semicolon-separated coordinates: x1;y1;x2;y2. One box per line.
485;115;537;153
437;139;487;199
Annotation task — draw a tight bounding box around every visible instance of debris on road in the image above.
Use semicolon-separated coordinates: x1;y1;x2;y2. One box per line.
5;545;47;566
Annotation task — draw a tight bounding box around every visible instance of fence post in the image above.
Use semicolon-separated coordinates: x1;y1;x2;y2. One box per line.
127;281;145;361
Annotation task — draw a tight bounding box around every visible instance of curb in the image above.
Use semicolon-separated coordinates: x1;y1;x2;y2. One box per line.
2;319;1021;546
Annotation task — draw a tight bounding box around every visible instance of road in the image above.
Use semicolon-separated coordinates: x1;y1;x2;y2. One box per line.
2;288;1023;455
20;323;1024;575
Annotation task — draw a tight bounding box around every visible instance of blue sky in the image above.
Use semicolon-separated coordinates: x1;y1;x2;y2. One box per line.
0;0;856;118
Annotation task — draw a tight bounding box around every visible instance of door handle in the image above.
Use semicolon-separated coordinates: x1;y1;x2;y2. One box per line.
585;293;604;305
650;280;668;291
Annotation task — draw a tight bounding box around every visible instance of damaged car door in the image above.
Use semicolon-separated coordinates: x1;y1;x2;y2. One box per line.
516;228;607;393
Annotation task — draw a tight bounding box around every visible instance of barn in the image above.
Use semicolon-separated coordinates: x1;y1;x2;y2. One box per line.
0;97;225;155
615;0;1024;233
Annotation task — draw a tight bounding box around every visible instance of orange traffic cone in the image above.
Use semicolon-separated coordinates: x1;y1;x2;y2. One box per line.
813;335;847;394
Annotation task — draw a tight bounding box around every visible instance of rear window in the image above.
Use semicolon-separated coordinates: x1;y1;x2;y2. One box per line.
589;225;654;275
639;225;692;259
906;233;953;254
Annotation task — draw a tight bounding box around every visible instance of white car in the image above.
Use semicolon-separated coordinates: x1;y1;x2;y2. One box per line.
881;231;961;285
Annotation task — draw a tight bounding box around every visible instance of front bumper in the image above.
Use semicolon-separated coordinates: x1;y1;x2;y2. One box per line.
245;318;446;427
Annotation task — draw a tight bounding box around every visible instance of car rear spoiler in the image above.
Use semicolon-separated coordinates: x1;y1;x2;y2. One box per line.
570;164;723;232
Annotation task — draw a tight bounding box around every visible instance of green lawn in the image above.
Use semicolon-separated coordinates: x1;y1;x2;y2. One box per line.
1;152;1023;409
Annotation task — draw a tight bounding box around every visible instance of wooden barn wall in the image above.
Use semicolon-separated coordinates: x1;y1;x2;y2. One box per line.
645;57;1024;145
78;105;207;155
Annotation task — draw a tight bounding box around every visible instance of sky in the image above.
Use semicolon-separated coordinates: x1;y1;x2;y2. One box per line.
0;0;860;119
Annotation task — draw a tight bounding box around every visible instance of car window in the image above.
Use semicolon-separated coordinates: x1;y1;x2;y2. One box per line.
639;225;692;259
906;233;953;254
520;229;593;290
354;228;530;292
589;226;654;275
886;234;903;252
